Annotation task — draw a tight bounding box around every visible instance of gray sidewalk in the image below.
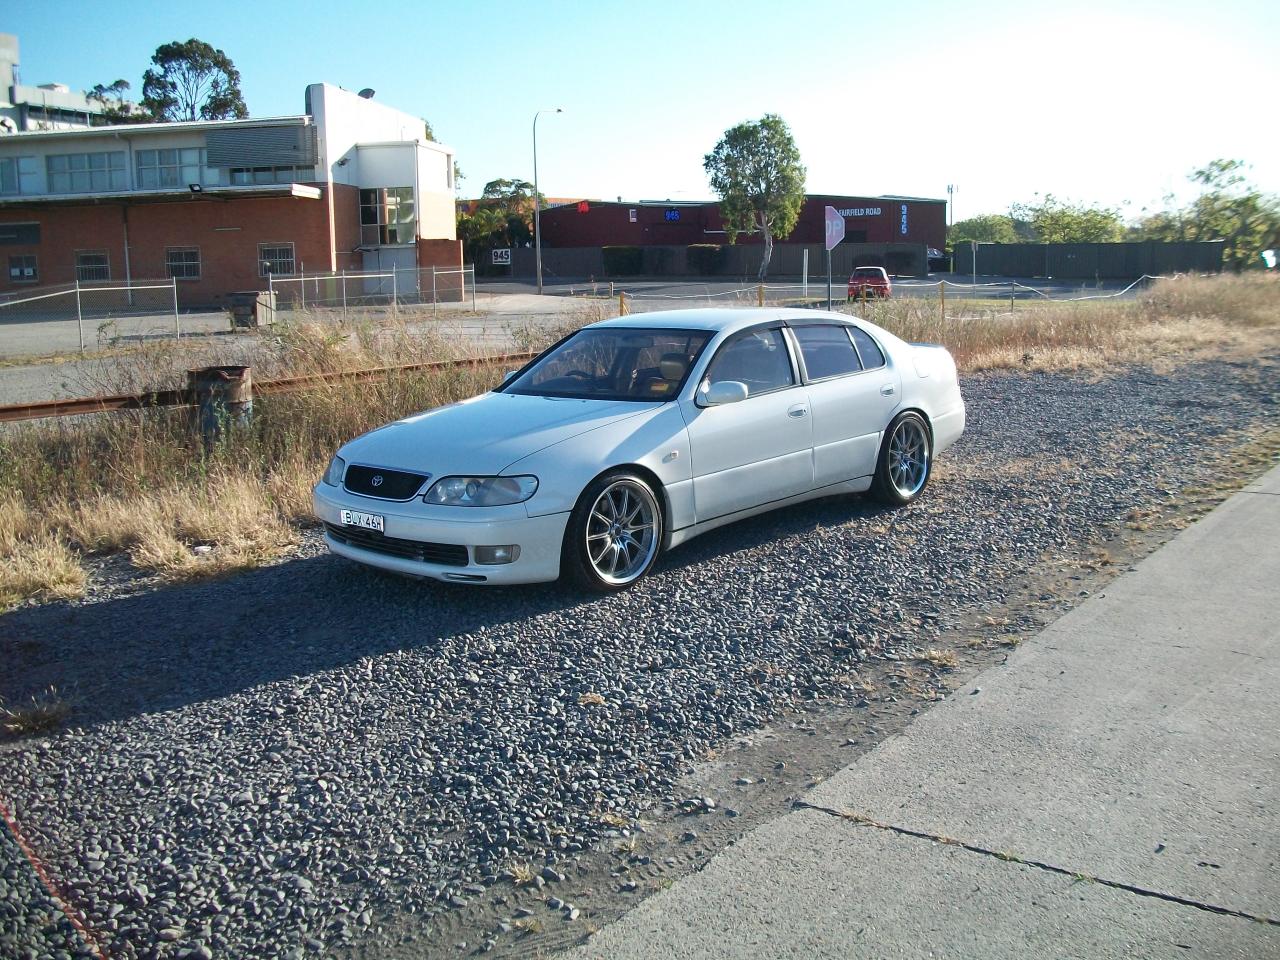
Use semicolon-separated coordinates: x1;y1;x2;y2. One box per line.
571;467;1280;960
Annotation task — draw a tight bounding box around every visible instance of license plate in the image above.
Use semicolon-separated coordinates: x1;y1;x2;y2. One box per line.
340;509;384;533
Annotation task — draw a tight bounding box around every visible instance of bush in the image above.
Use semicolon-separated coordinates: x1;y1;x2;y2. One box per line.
602;246;643;276
687;244;726;276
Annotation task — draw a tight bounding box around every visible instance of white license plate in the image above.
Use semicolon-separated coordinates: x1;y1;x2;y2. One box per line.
340;509;384;533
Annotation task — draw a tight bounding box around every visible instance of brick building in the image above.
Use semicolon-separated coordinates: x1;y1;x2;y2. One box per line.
539;195;946;252
0;83;460;306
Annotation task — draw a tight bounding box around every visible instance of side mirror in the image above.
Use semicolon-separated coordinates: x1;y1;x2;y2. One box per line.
701;380;749;406
501;369;519;384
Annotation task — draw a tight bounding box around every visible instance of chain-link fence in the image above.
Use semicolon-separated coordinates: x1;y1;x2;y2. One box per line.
267;266;476;319
0;279;181;352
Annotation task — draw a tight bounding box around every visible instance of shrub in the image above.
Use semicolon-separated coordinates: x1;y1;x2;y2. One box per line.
687;244;726;276
602;246;644;276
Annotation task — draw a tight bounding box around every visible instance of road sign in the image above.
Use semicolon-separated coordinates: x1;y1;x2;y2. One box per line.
824;206;845;252
492;248;512;266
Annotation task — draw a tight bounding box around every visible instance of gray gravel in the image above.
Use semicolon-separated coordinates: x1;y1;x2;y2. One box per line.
1;357;1277;959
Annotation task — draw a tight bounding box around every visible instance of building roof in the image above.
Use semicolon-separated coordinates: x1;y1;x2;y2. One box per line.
0;115;310;142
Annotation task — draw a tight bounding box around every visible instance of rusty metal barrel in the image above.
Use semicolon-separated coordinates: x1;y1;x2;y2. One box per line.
188;365;253;445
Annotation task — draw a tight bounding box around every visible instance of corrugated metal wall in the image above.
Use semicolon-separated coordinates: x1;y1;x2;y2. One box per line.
505;243;928;281
952;241;1225;279
206;125;318;167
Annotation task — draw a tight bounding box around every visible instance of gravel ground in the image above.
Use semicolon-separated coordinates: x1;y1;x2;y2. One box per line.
1;356;1277;959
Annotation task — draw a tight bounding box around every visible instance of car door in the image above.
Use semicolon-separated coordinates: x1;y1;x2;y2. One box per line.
679;325;813;523
790;323;901;485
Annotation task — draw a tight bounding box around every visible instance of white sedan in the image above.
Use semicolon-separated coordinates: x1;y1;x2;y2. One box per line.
314;308;964;592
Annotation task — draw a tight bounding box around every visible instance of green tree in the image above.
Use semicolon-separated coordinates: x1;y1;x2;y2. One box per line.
703;114;806;280
1009;195;1125;243
948;214;1018;245
141;39;248;121
86;79;148;124
1180;160;1278;270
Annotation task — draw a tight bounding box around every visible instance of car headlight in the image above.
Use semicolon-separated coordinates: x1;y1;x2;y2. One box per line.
322;455;346;486
424;475;538;506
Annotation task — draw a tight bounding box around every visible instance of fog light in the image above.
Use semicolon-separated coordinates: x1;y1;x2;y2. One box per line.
475;544;520;565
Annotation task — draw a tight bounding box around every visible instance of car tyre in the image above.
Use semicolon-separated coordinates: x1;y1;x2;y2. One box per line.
563;470;664;593
871;411;932;507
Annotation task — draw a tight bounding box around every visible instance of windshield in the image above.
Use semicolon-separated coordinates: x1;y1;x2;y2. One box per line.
504;327;713;401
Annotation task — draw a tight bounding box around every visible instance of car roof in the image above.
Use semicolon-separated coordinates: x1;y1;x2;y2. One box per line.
589;308;858;337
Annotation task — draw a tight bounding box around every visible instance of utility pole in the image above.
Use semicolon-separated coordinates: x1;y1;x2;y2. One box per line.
533;108;563;294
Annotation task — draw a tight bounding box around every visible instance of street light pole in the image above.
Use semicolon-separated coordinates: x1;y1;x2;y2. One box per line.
533;107;563;295
947;183;956;228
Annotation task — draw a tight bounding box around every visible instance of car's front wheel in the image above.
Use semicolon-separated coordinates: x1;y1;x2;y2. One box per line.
563;471;663;592
871;411;932;506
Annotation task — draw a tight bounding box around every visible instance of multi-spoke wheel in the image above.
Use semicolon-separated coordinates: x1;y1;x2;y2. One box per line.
871;411;932;506
564;472;663;592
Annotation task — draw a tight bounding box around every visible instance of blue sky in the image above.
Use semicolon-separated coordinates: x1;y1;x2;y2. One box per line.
8;0;1279;219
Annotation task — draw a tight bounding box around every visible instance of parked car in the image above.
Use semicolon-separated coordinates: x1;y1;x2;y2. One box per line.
847;266;892;299
314;309;965;592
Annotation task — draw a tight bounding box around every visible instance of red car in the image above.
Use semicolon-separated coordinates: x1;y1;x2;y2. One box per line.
847;266;892;300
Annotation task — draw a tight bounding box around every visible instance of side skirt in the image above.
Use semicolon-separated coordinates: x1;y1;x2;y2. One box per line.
665;476;873;551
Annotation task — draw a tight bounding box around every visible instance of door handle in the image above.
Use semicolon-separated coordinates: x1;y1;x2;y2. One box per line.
787;405;808;419
880;383;896;396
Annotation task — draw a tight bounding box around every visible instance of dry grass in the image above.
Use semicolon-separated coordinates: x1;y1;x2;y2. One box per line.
856;272;1280;372
917;648;960;670
0;685;71;738
0;313;506;609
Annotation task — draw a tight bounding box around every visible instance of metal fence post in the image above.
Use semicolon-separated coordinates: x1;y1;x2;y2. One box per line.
74;277;85;352
391;268;398;318
301;271;307;311
172;278;181;340
432;266;437;313
939;280;945;324
470;267;476;313
341;269;348;321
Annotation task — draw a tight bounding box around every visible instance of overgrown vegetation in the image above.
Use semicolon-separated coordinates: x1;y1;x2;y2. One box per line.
855;272;1280;371
0;275;1274;610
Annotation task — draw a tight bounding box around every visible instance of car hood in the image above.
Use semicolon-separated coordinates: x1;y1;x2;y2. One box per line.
339;391;660;477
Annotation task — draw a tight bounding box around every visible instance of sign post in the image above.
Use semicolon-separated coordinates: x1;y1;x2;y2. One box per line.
824;206;845;310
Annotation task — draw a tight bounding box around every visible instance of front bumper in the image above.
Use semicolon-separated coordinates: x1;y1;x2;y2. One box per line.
313;484;569;584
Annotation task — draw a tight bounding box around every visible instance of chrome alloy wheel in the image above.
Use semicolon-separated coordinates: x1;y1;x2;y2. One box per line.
887;417;930;498
585;479;659;586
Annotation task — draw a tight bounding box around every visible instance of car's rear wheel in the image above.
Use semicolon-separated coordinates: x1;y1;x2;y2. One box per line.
871;412;932;506
563;471;663;592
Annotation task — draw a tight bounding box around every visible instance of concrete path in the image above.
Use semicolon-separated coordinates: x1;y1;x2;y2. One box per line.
570;467;1280;960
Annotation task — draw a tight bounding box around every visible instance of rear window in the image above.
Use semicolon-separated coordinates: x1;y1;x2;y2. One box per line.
850;327;886;369
853;267;884;278
792;325;861;380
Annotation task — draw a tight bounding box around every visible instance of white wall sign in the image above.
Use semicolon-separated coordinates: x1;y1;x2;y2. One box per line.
836;207;881;217
491;248;512;265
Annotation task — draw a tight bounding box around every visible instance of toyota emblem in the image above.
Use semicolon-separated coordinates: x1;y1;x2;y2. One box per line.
371;475;384;487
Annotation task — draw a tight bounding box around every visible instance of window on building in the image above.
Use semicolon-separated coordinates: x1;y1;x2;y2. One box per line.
46;151;127;193
8;255;38;283
359;187;416;245
136;148;216;189
166;247;201;281
75;250;111;283
0;157;39;196
258;243;296;277
229;165;313;185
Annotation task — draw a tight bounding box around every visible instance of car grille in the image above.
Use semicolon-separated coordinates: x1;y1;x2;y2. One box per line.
343;464;429;500
324;522;468;567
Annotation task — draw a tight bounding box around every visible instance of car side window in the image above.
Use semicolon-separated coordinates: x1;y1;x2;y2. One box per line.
850;327;886;369
792;325;862;381
704;328;794;397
